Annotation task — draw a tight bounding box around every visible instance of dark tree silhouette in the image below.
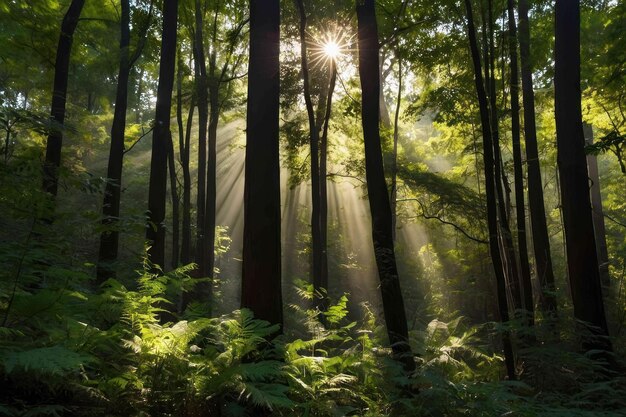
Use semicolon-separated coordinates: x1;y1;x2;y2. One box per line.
295;0;325;314
507;0;534;326
464;0;516;380
554;0;611;352
98;0;151;281
356;0;414;373
42;0;85;200
517;0;558;319
146;0;178;269
241;0;282;327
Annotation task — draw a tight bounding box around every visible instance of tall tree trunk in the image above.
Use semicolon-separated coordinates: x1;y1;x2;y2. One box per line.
464;0;516;380
177;50;194;265
168;132;180;269
295;0;324;312
390;55;402;242
194;0;209;281
486;0;523;313
584;123;611;288
42;0;85;200
356;0;415;373
517;0;558;317
203;6;221;302
507;0;534;325
146;0;178;269
554;0;611;352
241;0;282;328
97;0;131;281
319;59;337;315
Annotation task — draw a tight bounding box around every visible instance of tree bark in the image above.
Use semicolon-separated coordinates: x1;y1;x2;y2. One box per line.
319;60;337;315
177;50;194;266
194;0;209;282
554;0;611;352
517;0;558;317
356;0;415;373
507;0;534;325
146;0;178;269
97;0;131;281
241;0;283;328
42;0;85;200
295;0;324;313
584;123;611;288
486;0;523;313
168;131;180;270
464;0;516;380
390;55;401;242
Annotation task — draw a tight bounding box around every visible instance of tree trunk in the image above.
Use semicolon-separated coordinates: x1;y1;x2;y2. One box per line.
203;7;221;303
97;0;130;281
486;0;522;313
507;0;534;325
194;0;209;281
584;123;611;288
554;0;611;352
295;0;324;313
319;60;337;315
464;0;516;380
168;131;180;270
517;0;558;318
177;50;194;265
390;55;401;242
146;0;178;269
356;0;415;373
42;0;85;200
241;0;282;328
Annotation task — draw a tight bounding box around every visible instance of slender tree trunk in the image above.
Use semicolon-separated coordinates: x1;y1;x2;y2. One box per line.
554;0;611;352
168;132;180;269
390;55;402;242
584;123;611;288
203;7;220;300
356;0;414;373
241;0;282;328
517;0;558;318
177;51;194;265
319;59;337;315
146;0;178;269
97;0;130;281
486;0;523;313
507;0;534;325
42;0;85;200
295;0;323;312
465;0;516;380
194;0;209;280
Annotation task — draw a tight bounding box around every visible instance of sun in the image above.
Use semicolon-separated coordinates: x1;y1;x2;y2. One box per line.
323;41;341;59
308;27;353;70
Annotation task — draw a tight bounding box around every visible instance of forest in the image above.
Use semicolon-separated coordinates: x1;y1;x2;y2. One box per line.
1;0;625;415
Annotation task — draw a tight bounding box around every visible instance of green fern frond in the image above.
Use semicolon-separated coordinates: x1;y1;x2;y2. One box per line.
2;345;92;375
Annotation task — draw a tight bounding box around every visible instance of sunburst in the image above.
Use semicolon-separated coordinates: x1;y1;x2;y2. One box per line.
308;26;354;71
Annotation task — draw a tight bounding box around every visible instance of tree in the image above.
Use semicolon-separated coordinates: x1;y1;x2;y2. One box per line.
42;0;86;201
356;0;414;373
507;0;534;326
464;0;516;380
295;0;325;315
146;0;178;269
241;0;282;327
554;0;611;352
97;0;152;281
193;0;209;282
517;0;558;320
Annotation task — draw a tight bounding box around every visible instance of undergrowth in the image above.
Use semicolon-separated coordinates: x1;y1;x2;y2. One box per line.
1;260;626;416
